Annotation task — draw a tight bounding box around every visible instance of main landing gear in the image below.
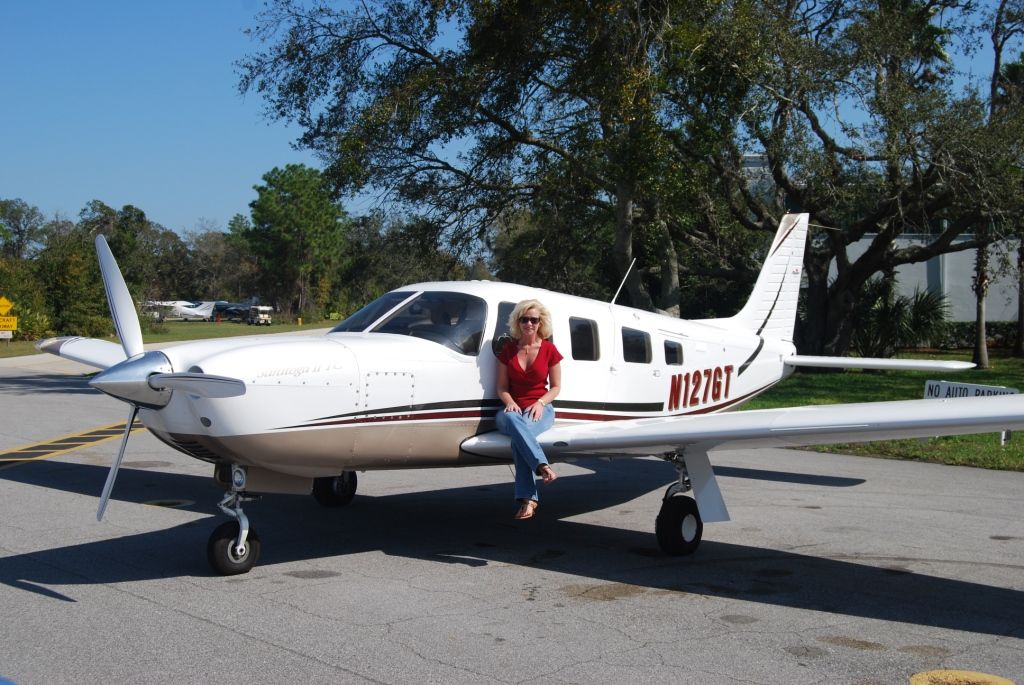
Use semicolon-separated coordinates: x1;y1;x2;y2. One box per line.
205;465;360;575
655;452;703;556
312;471;358;507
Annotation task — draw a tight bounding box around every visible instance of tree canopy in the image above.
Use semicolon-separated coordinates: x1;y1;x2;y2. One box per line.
243;163;351;317
3;1;1022;352
241;0;1024;354
0;184;465;341
0;198;46;260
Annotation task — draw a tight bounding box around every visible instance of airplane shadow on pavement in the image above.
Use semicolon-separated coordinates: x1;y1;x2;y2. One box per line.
0;373;98;396
1;456;1020;639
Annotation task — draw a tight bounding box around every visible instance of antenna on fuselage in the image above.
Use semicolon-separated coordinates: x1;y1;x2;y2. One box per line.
611;258;637;306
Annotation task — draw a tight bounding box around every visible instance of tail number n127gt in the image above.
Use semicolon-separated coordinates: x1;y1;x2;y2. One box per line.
668;366;734;411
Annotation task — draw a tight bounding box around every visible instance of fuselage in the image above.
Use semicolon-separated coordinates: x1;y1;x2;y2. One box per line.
139;281;795;478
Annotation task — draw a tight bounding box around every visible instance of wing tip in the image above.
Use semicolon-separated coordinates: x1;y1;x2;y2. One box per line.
35;336;78;355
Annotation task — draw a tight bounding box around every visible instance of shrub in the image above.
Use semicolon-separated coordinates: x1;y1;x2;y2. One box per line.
139;315;168;335
851;279;949;357
12;306;54;341
929;321;1019;350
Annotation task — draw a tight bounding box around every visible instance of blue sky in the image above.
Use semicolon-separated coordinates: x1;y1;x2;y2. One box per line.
1;2;1003;236
1;1;321;234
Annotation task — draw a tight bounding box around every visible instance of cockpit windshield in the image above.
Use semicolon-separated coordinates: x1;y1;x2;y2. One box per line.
332;291;487;356
331;291;414;333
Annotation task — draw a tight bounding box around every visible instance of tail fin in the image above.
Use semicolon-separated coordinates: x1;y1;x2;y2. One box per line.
729;213;808;342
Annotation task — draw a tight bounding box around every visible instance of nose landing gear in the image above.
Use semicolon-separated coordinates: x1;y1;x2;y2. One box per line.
207;465;261;575
205;466;360;575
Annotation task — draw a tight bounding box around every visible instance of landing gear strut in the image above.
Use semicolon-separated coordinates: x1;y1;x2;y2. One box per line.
207;465;261;575
655;452;703;556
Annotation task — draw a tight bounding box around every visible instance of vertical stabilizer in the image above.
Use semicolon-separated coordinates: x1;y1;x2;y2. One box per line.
729;213;808;342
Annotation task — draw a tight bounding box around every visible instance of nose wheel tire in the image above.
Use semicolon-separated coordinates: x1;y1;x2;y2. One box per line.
313;471;358;507
207;521;261;575
656;496;703;556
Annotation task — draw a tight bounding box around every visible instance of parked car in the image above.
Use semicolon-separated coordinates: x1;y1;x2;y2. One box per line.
247;305;273;326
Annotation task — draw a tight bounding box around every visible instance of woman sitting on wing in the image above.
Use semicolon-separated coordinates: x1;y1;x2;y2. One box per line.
495;298;562;520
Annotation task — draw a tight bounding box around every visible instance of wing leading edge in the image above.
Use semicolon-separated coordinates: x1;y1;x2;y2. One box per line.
540;395;1024;455
461;395;1024;458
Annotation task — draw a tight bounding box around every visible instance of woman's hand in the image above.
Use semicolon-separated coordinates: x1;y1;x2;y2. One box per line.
526;401;545;421
505;401;522;414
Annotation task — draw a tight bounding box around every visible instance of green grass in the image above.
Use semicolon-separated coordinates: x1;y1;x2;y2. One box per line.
0;319;335;358
744;351;1024;471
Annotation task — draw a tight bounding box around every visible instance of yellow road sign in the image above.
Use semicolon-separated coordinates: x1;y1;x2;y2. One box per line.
0;316;16;331
0;296;11;316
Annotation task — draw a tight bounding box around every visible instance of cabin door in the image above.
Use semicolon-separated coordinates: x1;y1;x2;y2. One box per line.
608;310;664;418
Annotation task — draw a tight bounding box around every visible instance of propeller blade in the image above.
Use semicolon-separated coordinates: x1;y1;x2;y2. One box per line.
97;406;138;521
95;235;144;359
148;373;246;398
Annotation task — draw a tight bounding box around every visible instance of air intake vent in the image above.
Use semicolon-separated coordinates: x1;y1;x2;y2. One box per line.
167;439;220;462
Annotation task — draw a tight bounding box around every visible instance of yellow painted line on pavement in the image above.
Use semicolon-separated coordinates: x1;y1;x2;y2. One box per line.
0;420;143;470
910;670;1016;685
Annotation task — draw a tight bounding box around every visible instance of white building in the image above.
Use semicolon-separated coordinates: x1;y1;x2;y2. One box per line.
843;235;1019;322
739;156;1019;323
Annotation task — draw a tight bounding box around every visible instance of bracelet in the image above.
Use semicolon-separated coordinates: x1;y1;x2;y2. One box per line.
537;398;546;406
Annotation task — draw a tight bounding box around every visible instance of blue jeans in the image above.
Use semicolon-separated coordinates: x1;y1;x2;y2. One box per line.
495;404;555;502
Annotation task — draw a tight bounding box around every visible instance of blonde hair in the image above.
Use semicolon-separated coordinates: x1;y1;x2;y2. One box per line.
508;299;553;340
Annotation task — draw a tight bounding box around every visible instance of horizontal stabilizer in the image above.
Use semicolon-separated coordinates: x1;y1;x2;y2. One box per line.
148;373;246;398
35;336;128;370
785;355;974;372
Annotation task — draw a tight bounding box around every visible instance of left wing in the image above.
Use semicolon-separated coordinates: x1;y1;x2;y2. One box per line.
461;394;1024;458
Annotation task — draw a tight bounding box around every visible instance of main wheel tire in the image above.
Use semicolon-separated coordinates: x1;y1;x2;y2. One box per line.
313;471;358;507
656;496;703;556
207;521;261;575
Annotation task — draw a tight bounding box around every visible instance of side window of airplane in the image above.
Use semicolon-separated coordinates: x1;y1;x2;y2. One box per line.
569;317;600;361
664;340;683;365
621;327;651;363
490;301;517;356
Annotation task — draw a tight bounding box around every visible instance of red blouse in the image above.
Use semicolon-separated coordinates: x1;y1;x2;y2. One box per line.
498;339;563;407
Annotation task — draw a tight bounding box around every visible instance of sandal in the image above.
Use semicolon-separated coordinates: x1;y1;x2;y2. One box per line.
537;464;557;484
514;499;538;520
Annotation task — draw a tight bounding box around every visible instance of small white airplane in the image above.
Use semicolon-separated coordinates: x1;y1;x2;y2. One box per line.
144;300;215;321
144;300;247;322
36;214;1024;575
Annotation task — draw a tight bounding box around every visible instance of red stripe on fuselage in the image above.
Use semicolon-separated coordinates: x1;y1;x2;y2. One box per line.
291;409;490;429
284;382;776;431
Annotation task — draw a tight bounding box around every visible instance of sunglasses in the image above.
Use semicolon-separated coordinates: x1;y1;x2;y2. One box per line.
518;316;541;325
